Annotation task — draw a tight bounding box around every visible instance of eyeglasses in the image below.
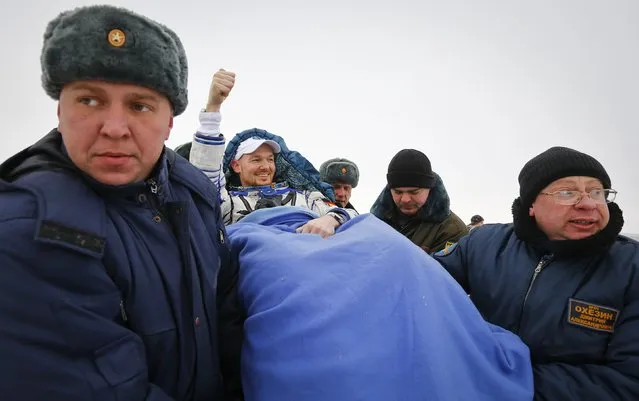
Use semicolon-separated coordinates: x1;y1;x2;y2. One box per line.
539;189;617;206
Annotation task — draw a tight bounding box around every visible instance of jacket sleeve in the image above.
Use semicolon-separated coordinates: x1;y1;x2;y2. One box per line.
531;276;639;400
190;111;226;196
216;230;246;400
305;190;358;219
429;214;469;253
432;232;471;292
0;216;174;400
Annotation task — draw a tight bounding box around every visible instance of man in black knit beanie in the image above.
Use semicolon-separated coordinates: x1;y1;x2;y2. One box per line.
370;149;468;253
434;146;639;400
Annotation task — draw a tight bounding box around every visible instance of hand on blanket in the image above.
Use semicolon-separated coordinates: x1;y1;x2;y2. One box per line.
296;215;340;238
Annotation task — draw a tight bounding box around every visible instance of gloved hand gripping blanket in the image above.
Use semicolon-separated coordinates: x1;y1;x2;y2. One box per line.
227;207;533;401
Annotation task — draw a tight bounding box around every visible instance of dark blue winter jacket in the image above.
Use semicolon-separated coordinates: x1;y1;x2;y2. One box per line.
434;219;639;400
0;130;243;401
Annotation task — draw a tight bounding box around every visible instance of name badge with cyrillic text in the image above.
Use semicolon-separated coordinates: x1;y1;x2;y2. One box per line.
567;298;619;333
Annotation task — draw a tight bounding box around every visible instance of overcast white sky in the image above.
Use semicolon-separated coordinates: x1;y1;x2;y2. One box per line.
2;0;638;233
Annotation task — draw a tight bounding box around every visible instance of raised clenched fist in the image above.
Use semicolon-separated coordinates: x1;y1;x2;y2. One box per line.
205;69;236;112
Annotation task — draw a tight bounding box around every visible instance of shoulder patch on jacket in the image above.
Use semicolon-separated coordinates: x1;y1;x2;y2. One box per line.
434;242;458;256
37;220;106;256
324;200;337;207
567;298;619;333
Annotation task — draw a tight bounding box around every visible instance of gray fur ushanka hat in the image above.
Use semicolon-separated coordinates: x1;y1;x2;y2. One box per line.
319;158;359;188
41;5;188;115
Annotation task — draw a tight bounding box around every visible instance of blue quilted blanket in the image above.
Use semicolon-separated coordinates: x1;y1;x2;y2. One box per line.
227;207;533;401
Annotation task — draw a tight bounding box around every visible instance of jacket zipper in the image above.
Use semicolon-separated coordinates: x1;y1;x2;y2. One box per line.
146;178;165;221
120;299;128;322
148;179;158;194
517;254;553;332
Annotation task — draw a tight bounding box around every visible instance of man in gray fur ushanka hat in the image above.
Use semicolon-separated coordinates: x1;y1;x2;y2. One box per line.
319;157;359;210
0;5;244;401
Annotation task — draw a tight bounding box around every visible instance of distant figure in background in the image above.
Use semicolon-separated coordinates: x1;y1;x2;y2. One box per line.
371;149;468;253
467;214;485;231
319;157;359;210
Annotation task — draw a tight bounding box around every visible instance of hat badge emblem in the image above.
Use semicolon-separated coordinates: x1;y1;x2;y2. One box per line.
341;167;347;175
108;29;126;47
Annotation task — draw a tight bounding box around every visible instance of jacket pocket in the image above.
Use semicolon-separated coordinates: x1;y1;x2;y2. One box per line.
93;335;147;400
53;294;148;401
124;298;179;384
94;335;145;386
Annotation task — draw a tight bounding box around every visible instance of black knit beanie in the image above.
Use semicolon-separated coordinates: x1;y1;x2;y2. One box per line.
519;146;611;208
387;149;435;189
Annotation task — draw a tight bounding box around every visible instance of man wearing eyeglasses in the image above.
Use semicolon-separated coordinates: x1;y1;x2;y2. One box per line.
434;146;638;400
